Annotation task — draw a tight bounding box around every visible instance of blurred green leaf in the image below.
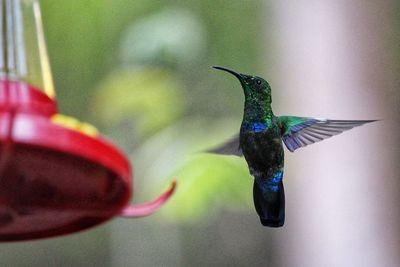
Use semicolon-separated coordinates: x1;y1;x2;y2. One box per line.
120;7;206;68
92;67;185;140
126;117;252;223
164;154;252;223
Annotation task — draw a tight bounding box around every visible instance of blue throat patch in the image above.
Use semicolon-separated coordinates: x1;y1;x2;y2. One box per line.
242;122;269;133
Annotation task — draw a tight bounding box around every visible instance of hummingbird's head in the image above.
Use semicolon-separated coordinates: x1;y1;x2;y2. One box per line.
213;66;272;104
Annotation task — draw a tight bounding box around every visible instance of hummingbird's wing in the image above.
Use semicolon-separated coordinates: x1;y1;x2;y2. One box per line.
206;134;243;156
278;116;377;152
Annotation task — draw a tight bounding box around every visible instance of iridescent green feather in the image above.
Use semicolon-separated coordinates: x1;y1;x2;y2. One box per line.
278;116;309;136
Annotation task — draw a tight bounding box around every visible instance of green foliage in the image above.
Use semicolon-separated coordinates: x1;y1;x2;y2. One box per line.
120;7;206;68
165;154;252;222
123;116;251;223
92;67;185;140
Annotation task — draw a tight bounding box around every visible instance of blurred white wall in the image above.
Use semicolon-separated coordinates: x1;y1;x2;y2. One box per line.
268;1;400;266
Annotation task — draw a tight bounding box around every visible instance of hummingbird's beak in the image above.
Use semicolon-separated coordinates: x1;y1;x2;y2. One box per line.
212;66;245;86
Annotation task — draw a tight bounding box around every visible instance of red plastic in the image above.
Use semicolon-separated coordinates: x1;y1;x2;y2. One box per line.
0;80;175;241
121;180;176;218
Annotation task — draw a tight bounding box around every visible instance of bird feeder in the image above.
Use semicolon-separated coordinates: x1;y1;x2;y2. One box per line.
0;0;176;241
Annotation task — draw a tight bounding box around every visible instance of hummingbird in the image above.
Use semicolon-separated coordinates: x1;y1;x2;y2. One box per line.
210;66;377;227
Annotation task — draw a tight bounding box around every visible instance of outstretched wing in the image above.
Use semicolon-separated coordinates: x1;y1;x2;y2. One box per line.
206;134;243;157
279;116;377;152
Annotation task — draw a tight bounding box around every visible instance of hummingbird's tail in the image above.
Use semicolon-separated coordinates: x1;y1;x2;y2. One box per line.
253;180;285;227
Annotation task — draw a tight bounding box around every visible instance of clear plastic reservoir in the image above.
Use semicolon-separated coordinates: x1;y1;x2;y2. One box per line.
0;0;55;98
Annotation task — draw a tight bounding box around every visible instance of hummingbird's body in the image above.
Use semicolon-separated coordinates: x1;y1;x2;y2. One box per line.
241;119;285;227
211;66;376;227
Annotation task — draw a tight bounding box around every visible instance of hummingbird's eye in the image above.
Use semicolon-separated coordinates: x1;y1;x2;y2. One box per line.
256;79;262;85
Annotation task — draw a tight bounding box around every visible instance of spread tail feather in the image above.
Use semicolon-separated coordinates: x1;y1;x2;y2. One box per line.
253;180;285;227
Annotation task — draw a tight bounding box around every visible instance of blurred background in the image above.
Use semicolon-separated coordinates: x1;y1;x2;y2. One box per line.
0;0;399;266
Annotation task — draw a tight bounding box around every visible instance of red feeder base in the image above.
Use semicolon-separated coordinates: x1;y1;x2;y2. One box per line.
0;81;175;241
